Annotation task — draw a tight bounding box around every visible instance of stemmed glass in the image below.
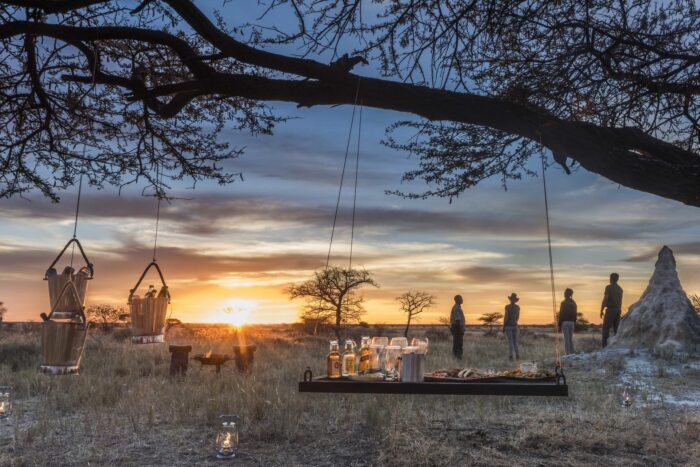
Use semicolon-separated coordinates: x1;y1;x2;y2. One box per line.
389;337;408;348
411;337;429;354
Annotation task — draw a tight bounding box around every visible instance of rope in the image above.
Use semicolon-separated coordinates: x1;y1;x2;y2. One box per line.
348;102;362;270
69;171;84;268
325;79;362;269
152;165;162;262
540;154;562;369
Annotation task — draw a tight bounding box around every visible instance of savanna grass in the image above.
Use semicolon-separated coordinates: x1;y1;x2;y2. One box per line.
0;325;697;466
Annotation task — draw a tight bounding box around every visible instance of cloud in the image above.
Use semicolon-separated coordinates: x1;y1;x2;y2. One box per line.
622;243;700;262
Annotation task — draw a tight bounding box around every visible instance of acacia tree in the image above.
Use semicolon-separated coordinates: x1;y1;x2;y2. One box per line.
396;290;434;338
0;1;699;206
86;303;128;329
479;312;504;334
288;267;378;338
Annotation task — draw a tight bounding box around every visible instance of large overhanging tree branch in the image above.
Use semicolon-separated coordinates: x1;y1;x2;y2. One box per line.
0;0;698;206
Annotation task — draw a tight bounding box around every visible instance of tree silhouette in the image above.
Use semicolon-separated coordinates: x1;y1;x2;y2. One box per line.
0;301;7;322
478;312;504;334
0;1;698;206
397;290;434;338
86;303;128;328
288;267;378;338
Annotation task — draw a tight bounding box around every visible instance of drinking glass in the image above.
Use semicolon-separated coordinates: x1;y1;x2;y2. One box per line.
411;337;429;355
369;344;384;371
381;345;402;381
371;337;388;347
389;337;408;348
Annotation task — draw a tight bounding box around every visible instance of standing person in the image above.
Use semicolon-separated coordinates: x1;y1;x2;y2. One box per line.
600;273;623;347
503;293;520;360
450;295;466;360
558;288;577;355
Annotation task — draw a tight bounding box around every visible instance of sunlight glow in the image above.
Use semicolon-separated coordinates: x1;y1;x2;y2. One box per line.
222;299;256;327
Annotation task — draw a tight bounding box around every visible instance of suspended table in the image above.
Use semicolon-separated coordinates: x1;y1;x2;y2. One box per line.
299;369;568;397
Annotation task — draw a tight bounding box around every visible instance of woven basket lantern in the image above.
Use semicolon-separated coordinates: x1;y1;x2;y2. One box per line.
40;281;89;375
128;261;170;344
45;238;94;319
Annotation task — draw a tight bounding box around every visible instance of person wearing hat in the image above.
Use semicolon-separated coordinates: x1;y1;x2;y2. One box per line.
503;293;520;360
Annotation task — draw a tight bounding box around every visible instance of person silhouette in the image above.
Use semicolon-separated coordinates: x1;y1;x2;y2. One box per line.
503;293;520;360
559;288;577;355
600;273;623;347
450;295;465;359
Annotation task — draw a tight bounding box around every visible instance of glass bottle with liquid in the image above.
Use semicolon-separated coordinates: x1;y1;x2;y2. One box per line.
326;340;341;378
358;336;371;374
341;340;357;376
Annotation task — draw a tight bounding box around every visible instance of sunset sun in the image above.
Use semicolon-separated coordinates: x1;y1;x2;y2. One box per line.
222;300;256;327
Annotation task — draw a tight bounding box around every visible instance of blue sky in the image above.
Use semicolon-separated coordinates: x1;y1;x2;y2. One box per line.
1;1;699;324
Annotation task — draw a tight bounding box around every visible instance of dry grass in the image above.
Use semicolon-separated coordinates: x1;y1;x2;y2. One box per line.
0;324;697;466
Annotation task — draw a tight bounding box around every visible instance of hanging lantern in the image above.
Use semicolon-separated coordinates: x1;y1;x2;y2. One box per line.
128;261;170;344
40;281;89;375
0;386;11;419
620;383;634;408
215;414;240;459
44;238;94;320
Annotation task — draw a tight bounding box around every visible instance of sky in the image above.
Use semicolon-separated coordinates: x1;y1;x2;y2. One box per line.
1;2;700;325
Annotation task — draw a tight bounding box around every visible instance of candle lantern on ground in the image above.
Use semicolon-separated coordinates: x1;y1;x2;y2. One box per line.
215;414;240;459
620;382;634;408
0;386;11;419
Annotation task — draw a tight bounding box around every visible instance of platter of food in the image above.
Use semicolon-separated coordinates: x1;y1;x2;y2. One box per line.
425;367;556;383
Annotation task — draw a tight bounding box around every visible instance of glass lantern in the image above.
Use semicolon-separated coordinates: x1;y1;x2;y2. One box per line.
215;414;240;459
620;383;633;408
0;386;11;419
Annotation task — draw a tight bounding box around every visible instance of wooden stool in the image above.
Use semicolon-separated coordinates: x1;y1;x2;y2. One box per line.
232;344;257;373
168;345;192;376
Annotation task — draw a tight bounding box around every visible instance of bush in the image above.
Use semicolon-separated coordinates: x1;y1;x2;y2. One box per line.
0;342;39;372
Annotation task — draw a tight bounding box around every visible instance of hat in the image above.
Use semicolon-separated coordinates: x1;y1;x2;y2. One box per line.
508;293;519;302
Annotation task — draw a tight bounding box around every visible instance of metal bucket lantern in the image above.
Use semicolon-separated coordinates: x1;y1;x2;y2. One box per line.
128;261;170;344
44;238;94;319
215;414;240;459
40;281;89;375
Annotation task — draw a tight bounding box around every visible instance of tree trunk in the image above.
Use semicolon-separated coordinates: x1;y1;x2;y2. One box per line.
404;314;411;339
335;305;342;340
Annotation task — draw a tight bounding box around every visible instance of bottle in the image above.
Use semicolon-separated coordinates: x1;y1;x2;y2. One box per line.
326;340;341;378
146;285;156;298
358;336;371;374
342;340;357;376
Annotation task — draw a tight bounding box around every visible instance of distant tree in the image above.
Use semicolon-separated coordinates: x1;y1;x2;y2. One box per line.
288;267;378;338
0;302;7;322
691;294;700;316
575;312;591;332
300;312;332;336
166;318;182;327
479;312;504;333
397;291;435;338
86;304;128;329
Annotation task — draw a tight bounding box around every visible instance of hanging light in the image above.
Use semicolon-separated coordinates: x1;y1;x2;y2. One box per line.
0;386;12;419
620;383;634;408
215;414;240;459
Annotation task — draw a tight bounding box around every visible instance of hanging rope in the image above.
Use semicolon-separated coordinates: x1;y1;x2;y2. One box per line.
152;165;163;262
69;171;84;269
325;78;362;269
540;154;562;369
348;101;362;270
